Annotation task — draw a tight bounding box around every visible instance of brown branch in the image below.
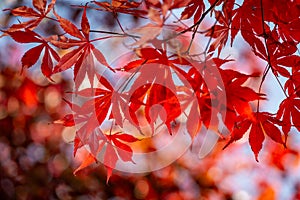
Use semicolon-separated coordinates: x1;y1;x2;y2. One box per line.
81;29;140;38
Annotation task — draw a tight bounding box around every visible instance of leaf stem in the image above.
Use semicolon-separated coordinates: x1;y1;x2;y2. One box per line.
257;64;271;113
45;16;59;22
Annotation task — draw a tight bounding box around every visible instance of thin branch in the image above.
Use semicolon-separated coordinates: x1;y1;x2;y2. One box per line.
185;23;200;53
81;29;140;38
44;16;59;22
162;0;220;46
203;15;220;54
257;0;287;113
257;64;271;113
274;75;288;98
175;0;221;37
114;13;126;33
170;11;189;29
89;35;121;42
116;59;148;93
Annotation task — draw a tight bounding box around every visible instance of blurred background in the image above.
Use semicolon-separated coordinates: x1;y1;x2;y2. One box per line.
1;0;300;199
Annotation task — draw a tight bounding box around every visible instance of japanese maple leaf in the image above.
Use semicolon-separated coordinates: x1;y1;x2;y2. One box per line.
74;132;138;183
73;128;106;165
265;35;298;76
205;7;234;55
277;94;300;136
51;7;113;90
63;80;134;183
230;0;269;59
105;132;139;182
57;74;115;147
7;29;59;78
129;23;163;47
58;98;89;127
180;0;205;24
73;76;114;142
178;85;214;139
145;0;190;16
168;59;209;137
129;83;181;135
106;132;139;163
4;0;56;31
171;57;237;137
92;0;147;17
220;69;265;130
261;0;300;43
117;48;184;134
120;47;190;73
73;152;97;175
285;69;300;97
277;18;300;43
186;99;202;138
224;112;285;161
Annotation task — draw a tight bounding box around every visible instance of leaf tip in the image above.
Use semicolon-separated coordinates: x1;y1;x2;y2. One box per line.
222;140;232;150
255;154;259;162
106;166;113;184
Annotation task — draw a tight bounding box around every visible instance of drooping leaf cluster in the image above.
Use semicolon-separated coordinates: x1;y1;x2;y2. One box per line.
3;0;300;181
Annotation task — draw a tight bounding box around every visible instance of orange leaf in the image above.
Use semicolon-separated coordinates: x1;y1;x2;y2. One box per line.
74;153;96;175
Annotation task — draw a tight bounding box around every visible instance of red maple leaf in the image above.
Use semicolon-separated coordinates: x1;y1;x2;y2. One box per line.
51;7;114;90
224;112;285;161
277;94;300;135
129;83;181;135
284;66;300;97
73;130;139;183
104;131;139;182
4;0;56;31
7;29;59;78
220;69;265;130
230;0;268;59
93;0;147;17
267;36;297;75
117;48;187;134
205;1;235;55
74;77;114;142
180;0;205;23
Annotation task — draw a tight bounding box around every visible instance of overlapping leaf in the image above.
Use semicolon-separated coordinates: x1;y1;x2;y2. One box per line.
51;7;113;90
7;29;59;78
230;0;269;58
93;0;147;17
224;112;285;161
180;0;205;23
129;83;181;135
277;94;300;135
4;0;300;183
204;0;235;55
220;69;265;130
73;129;139;183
